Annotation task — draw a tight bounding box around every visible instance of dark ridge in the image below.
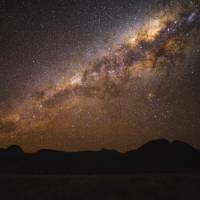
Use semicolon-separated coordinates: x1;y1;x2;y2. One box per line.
172;140;196;152
5;145;24;155
0;139;199;175
137;139;171;152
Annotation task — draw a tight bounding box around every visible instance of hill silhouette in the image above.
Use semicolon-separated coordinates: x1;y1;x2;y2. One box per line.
0;139;200;174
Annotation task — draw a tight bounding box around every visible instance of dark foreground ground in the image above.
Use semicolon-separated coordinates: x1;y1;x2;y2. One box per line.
0;174;200;200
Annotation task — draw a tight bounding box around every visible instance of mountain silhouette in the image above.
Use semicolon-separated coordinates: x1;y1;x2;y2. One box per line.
0;139;199;174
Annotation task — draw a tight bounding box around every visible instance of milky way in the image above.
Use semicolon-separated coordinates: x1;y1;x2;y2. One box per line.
0;1;200;152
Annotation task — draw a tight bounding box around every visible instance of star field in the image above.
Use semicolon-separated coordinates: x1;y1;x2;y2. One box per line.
0;0;200;152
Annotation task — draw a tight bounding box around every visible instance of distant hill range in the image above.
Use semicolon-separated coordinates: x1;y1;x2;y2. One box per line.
0;139;200;174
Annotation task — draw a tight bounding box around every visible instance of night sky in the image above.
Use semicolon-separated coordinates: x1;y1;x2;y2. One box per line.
0;0;200;152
